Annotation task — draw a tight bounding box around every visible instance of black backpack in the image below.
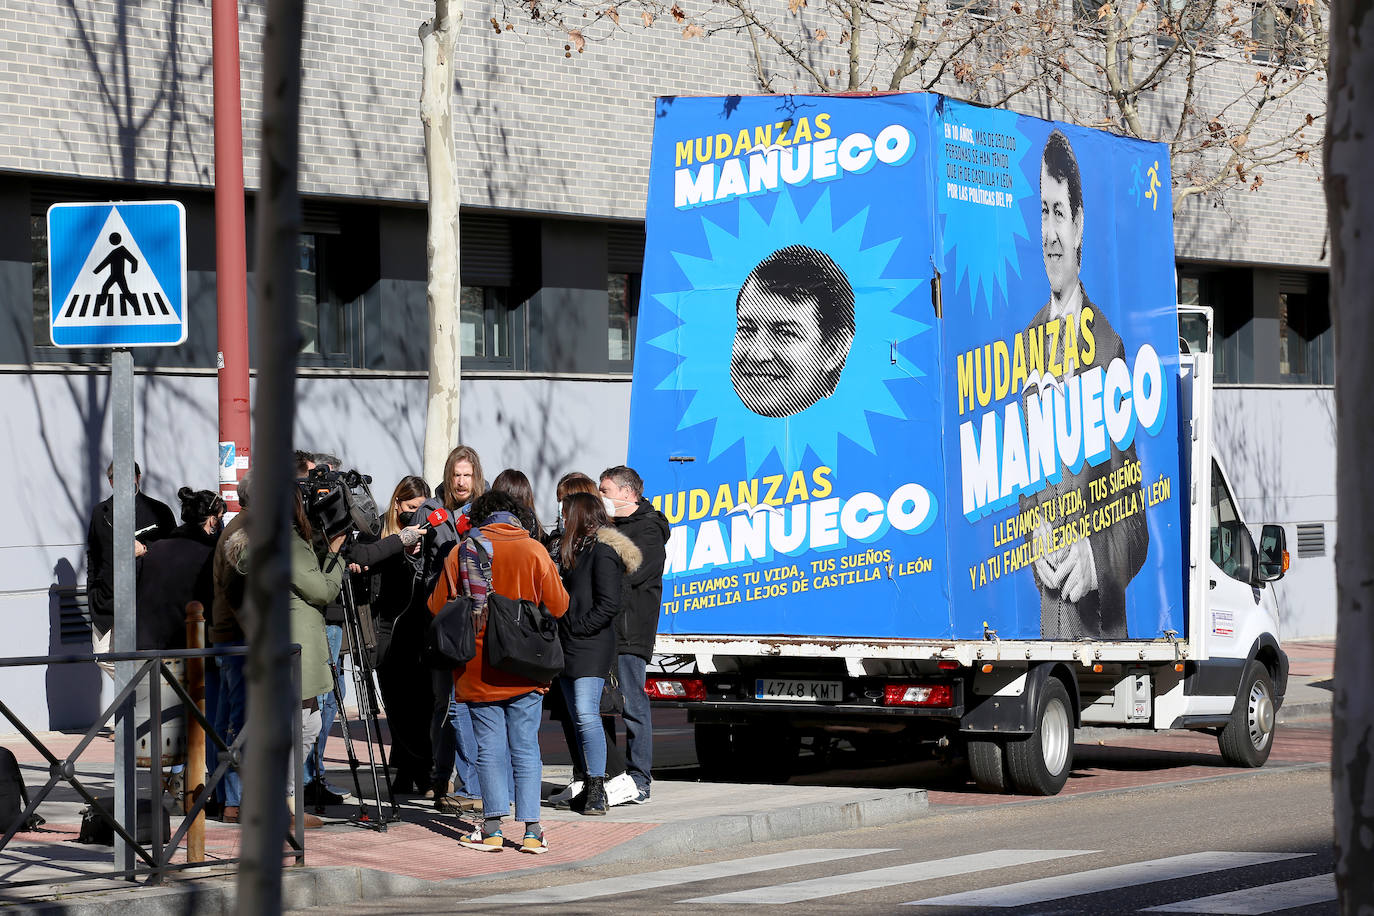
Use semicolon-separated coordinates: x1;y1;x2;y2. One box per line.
0;746;43;834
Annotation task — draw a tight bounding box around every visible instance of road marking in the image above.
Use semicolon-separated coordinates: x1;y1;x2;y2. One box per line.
681;849;1097;904
903;852;1309;907
1143;873;1336;914
463;848;892;906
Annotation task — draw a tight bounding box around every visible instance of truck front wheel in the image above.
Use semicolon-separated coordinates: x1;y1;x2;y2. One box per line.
1004;677;1074;796
1217;660;1276;767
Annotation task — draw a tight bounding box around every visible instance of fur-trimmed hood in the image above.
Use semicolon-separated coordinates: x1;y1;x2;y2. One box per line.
596;525;643;575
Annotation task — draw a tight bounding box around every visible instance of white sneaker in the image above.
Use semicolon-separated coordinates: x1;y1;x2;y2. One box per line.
605;773;640;807
546;779;584;807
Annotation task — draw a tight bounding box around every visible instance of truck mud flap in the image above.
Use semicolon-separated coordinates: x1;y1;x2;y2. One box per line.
959;663;1079;736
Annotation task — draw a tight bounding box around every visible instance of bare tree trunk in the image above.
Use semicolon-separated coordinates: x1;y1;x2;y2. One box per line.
1326;0;1374;911
420;0;464;485
237;0;304;909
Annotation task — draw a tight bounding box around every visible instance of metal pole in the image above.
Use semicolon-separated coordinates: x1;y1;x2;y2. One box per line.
111;348;136;877
184;603;206;862
213;0;252;517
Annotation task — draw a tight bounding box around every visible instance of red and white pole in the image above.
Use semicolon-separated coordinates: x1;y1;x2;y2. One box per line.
212;0;251;513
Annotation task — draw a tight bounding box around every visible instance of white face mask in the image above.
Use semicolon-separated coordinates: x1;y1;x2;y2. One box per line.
602;496;618;517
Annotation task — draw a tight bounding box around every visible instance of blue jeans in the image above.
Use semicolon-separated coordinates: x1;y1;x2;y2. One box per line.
559;676;607;778
306;623;343;785
618;654;652;792
214;648;247;807
468;690;544;824
430;671;480;796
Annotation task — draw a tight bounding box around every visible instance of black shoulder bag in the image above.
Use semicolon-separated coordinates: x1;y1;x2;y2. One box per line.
485;594;564;683
421;560;476;670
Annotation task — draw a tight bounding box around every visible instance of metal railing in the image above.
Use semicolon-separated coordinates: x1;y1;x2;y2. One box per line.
0;645;305;889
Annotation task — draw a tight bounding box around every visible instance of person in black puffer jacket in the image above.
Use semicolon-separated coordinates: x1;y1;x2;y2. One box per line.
556;492;641;815
135;487;224;650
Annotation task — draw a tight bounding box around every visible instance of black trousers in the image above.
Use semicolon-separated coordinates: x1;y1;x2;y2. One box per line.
376;621;435;786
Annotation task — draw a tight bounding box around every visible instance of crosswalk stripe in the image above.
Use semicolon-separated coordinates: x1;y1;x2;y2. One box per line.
903;852;1309;908
1142;873;1336;914
681;848;1097;904
463;848;893;906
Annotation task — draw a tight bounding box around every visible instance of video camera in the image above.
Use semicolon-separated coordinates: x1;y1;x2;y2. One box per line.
299;467;382;539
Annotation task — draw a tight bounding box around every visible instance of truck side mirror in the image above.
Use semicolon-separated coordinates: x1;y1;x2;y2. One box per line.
1256;524;1288;582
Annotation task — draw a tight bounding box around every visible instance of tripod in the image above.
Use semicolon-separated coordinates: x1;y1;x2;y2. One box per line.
319;572;399;829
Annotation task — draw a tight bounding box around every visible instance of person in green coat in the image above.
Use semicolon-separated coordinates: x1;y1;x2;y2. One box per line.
229;487;346;827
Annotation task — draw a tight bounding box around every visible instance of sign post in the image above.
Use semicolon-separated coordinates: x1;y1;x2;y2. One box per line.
48;200;187;876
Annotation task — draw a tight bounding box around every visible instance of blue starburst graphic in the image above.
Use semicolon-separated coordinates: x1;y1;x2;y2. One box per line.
648;190;929;476
935;109;1033;317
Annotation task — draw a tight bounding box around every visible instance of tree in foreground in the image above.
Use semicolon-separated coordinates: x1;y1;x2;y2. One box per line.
1325;0;1373;909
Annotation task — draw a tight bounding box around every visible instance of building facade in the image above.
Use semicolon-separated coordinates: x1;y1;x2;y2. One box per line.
0;0;1333;729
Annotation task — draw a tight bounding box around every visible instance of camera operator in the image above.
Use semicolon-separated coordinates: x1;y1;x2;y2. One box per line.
346;475;431;794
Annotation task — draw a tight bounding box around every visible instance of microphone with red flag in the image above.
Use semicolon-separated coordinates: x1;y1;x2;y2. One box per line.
423;507;449;530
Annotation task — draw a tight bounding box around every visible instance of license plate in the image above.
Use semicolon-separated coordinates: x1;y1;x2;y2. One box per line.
755;678;843;702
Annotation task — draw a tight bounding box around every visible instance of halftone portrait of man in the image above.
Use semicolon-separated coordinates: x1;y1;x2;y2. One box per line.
1021;129;1149;640
731;245;856;418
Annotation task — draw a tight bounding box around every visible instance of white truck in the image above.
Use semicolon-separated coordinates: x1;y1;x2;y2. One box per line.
642;307;1289;795
629;92;1289;795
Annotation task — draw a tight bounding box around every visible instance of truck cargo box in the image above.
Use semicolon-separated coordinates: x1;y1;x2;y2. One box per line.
628;92;1187;643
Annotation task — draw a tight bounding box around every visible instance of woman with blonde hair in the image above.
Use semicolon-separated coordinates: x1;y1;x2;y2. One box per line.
346;475;432;793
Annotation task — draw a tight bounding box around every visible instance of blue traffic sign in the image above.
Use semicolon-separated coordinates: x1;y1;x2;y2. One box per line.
47;201;187;348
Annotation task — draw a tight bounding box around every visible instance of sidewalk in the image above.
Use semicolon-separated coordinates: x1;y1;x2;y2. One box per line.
0;640;1333;913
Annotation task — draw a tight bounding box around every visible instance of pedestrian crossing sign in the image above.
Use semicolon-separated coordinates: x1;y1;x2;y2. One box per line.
47;201;187;348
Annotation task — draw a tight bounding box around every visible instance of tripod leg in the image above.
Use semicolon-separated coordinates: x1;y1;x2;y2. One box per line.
328;663;370;817
341;577;399;824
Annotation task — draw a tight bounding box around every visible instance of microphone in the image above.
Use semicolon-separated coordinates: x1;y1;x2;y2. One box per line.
423;507;449;530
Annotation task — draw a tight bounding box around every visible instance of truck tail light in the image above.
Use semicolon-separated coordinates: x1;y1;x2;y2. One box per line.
645;677;706;701
883;683;953;707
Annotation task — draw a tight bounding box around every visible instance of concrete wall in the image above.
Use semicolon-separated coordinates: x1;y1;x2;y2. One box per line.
1212;385;1337;639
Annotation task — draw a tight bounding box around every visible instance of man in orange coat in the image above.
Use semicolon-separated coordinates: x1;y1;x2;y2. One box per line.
429;489;569;854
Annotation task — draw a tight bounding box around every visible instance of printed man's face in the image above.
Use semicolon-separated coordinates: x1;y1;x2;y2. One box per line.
1041;164;1083;302
731;280;844;418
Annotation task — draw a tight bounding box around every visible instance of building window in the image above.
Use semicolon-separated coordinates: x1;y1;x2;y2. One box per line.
461;286;513;366
1278;286;1332;384
608;272;639;368
1252;0;1304;62
31;215;50;349
948;0;995;19
296;233;359;367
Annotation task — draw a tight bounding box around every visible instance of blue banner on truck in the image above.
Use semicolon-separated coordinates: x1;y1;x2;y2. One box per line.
630;93;1185;641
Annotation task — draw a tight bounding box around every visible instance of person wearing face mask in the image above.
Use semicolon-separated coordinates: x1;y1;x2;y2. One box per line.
345;476;433;795
134;487;224;650
598;466;670;805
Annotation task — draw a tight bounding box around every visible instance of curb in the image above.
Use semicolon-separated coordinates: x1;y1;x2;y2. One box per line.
588;787;929;866
4;866;434;915
4;789;931;914
1277;700;1331;723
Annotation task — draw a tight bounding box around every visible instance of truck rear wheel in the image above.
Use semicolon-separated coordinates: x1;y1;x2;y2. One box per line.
1005;677;1074;796
967;739;1008;793
1217;660;1276;767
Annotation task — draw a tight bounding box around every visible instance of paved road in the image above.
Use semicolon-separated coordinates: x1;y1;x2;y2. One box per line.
292;728;1336;915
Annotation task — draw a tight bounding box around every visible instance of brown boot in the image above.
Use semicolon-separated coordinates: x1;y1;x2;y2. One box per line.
288;807;323;830
221;805;240;824
425;779;448;801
